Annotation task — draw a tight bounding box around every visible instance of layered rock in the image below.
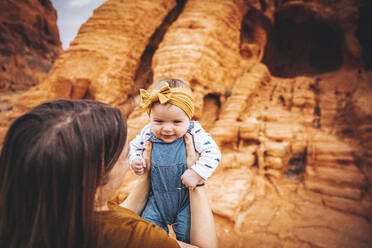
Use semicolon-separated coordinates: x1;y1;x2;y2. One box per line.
0;0;179;142
0;0;61;95
1;0;372;247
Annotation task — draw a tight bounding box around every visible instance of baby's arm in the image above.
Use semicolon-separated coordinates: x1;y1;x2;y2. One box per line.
181;169;204;190
181;121;221;189
129;124;152;175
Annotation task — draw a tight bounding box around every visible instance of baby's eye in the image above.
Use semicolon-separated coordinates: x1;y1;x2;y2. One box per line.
155;120;163;123
174;120;182;124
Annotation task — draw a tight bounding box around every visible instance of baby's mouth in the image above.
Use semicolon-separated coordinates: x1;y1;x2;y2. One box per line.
161;134;174;138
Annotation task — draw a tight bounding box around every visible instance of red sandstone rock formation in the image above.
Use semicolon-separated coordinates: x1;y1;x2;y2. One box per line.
0;0;61;96
1;0;372;247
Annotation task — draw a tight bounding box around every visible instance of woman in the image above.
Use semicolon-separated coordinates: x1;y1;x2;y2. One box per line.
0;99;217;248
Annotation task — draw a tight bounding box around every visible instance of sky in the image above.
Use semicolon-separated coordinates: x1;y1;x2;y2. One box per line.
50;0;107;50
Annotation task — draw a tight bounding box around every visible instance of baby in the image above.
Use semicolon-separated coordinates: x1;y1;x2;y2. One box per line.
129;78;221;243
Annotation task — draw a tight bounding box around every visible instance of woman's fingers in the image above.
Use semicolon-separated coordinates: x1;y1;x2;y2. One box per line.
143;141;152;173
185;133;198;168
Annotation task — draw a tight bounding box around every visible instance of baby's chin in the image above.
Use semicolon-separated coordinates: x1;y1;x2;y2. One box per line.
159;134;184;143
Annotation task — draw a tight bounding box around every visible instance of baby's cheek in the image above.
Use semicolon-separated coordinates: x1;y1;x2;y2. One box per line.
179;127;189;136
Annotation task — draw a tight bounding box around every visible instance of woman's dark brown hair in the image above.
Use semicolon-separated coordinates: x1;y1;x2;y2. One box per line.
0;99;127;248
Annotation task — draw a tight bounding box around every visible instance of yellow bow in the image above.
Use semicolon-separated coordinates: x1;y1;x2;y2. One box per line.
140;84;194;119
140;84;172;110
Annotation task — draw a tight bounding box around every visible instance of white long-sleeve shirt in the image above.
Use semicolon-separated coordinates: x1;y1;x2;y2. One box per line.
129;121;221;180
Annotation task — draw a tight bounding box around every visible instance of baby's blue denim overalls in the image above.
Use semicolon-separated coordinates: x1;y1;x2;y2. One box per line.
141;122;194;243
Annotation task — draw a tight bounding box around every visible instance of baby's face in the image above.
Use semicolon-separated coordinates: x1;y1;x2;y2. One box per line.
150;103;190;143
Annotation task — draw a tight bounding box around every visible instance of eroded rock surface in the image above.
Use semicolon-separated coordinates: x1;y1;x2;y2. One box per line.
1;0;372;247
0;0;61;95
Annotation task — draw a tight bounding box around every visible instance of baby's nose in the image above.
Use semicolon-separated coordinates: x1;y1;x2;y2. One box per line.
162;123;172;132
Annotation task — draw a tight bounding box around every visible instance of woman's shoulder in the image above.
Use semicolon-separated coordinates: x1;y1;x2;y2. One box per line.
97;203;180;248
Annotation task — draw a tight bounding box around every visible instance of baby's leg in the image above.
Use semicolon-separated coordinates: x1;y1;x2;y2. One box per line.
141;195;169;232
172;204;191;243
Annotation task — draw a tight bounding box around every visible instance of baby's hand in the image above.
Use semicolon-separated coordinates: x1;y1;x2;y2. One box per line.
181;169;204;190
131;157;146;175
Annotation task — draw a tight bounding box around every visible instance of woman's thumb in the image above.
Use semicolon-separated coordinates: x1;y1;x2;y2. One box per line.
143;141;152;171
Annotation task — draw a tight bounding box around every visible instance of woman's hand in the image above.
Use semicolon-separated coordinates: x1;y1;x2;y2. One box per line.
119;141;152;214
184;133;199;168
142;141;152;176
181;133;203;190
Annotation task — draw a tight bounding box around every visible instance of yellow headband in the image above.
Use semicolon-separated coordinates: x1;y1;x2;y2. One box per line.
140;83;194;119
